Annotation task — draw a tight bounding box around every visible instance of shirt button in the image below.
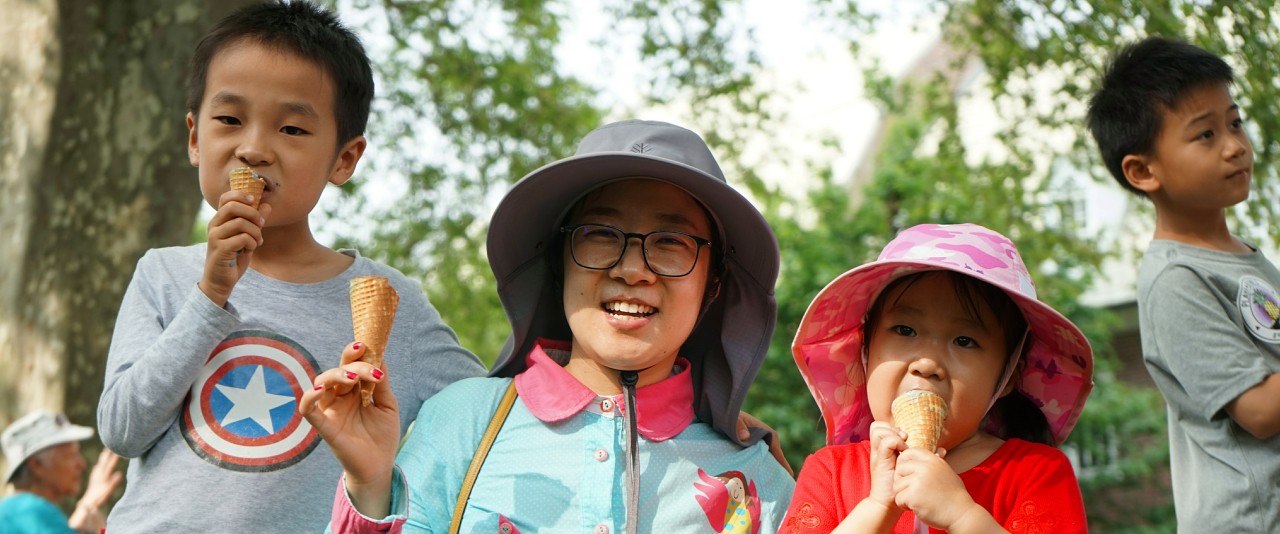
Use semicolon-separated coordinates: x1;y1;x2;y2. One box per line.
593;448;609;462
595;525;609;534
600;399;614;412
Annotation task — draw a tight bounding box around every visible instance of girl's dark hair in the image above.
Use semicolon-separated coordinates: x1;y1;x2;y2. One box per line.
865;270;1053;445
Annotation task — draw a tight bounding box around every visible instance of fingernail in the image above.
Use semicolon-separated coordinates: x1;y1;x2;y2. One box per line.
313;385;324;391
352;342;362;350
345;371;357;380
371;368;384;380
246;194;255;203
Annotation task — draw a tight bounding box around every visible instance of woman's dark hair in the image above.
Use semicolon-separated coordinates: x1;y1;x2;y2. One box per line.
864;270;1052;445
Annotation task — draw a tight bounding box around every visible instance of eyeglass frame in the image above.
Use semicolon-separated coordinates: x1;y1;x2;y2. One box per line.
559;223;713;277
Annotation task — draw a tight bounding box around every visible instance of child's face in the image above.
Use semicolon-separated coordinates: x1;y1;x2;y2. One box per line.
1134;82;1252;212
187;40;365;226
561;179;712;391
865;273;1012;450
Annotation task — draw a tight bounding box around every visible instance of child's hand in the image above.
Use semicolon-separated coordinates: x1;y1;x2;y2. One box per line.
200;190;271;306
298;342;400;517
866;421;908;512
893;448;985;531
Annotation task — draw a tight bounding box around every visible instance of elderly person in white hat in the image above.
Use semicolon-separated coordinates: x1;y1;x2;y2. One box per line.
1;411;123;534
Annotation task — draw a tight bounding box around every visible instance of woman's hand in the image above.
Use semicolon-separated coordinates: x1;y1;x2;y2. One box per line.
298;342;400;517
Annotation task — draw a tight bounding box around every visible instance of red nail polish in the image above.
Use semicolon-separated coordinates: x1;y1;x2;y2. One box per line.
371;368;384;380
345;371;357;380
314;385;324;391
352;342;362;350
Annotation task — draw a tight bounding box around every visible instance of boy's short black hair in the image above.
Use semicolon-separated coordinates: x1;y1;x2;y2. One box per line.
1086;36;1235;197
186;0;373;147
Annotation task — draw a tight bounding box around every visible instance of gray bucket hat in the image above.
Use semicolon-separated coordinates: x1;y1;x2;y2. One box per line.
486;119;780;446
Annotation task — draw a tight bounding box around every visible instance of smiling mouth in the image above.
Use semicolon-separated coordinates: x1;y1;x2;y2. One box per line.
604;301;656;318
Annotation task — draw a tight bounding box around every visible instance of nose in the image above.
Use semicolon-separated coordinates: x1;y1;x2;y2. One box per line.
906;348;945;381
1225;130;1251;161
235;126;273;167
609;236;657;285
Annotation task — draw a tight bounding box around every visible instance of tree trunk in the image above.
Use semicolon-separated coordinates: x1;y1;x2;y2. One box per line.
0;0;259;458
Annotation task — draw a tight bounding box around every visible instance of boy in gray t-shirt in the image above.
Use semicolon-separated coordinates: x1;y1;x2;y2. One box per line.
96;3;484;532
1087;36;1280;531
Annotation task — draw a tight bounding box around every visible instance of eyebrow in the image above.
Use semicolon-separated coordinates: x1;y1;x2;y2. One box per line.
1183;104;1239;129
207;91;320;119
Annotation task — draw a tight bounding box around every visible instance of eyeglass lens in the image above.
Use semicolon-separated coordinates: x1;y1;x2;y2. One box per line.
567;224;703;276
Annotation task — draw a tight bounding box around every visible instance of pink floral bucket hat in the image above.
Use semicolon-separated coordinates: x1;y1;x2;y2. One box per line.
792;223;1093;446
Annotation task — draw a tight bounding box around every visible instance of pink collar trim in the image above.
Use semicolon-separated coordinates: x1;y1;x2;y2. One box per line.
514;339;694;442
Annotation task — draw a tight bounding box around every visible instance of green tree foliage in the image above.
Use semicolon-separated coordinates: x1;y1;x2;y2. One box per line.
330;0;605;363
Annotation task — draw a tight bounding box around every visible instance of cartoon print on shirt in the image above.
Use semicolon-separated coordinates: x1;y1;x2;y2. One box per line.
498;515;520;533
181;330;321;471
1239;275;1280;342
694;469;760;533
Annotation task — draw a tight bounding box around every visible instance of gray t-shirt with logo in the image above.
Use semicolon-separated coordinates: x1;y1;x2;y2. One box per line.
1137;239;1280;532
98;245;486;533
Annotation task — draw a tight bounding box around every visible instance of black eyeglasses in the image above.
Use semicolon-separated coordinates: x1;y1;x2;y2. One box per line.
560;223;712;277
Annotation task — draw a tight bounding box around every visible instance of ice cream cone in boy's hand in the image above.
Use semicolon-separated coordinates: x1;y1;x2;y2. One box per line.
229;167;265;208
891;390;948;452
350;276;398;406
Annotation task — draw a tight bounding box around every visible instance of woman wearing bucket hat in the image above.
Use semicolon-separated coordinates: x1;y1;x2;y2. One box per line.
783;223;1093;533
1;411;123;534
301;120;795;532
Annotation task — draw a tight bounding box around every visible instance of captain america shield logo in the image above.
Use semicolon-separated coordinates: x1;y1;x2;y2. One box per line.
181;331;321;471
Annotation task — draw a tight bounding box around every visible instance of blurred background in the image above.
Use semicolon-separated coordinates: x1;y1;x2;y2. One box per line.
4;1;1278;531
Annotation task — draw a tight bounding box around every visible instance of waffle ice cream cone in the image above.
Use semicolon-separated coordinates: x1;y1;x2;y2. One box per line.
350;276;399;406
229;167;265;208
891;390;948;452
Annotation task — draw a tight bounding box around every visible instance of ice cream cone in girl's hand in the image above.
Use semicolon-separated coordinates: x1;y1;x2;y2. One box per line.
228;167;265;208
891;390;948;452
349;276;398;406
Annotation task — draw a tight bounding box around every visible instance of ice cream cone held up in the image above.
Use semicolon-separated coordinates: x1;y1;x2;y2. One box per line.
228;167;266;208
350;276;399;406
891;390;949;452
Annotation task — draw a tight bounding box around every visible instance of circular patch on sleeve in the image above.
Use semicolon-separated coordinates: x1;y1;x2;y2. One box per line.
1238;275;1280;343
181;331;321;471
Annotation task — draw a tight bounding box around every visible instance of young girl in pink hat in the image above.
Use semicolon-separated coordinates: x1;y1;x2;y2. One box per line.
784;223;1094;533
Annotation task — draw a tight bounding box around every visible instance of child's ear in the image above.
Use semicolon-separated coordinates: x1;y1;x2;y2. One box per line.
1121;153;1161;194
328;135;367;186
186;112;200;167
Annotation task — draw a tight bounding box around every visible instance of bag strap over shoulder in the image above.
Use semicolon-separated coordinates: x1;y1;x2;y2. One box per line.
449;380;519;533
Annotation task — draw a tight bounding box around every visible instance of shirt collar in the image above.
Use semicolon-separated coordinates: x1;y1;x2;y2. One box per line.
514;339;695;442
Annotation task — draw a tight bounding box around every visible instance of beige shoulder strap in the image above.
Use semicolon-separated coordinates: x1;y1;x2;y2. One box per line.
449;380;518;533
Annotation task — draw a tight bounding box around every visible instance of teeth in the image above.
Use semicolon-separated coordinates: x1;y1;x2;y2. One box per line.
606;301;654;315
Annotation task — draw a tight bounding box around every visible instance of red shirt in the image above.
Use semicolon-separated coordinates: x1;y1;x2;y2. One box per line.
781;439;1086;533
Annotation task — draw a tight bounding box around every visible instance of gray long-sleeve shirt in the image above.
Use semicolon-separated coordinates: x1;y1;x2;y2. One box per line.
98;245;485;533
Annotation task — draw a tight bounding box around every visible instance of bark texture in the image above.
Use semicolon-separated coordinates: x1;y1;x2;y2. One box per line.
0;0;259;467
